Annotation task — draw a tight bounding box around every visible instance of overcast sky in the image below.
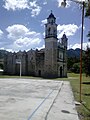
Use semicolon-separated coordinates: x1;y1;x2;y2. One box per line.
0;0;90;52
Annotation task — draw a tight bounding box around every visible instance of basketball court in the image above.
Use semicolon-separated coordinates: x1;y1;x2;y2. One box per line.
0;78;79;120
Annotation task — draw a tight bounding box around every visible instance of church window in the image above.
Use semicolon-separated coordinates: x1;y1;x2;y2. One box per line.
51;20;53;25
48;28;51;35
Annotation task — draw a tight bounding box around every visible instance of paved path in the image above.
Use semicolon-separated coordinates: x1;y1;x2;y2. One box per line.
0;78;79;120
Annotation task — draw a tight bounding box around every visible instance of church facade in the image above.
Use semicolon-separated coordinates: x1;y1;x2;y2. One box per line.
4;12;68;78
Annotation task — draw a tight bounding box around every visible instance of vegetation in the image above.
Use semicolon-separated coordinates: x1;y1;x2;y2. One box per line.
83;47;90;76
85;0;90;17
67;48;90;76
57;73;90;120
85;0;90;41
67;57;80;73
68;73;90;120
71;62;80;73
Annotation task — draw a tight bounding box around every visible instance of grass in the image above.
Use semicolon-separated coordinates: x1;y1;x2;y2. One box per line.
0;73;90;120
56;73;90;120
0;75;42;79
66;73;90;120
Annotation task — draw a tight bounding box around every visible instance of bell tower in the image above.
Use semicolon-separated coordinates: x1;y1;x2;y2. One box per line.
45;11;57;39
61;33;68;49
61;33;68;77
44;11;58;78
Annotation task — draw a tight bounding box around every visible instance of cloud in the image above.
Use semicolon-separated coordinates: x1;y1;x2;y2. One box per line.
57;24;79;38
0;29;3;38
14;37;41;47
68;42;90;50
57;0;71;8
29;1;42;17
5;24;42;51
57;0;88;8
41;19;47;26
6;24;29;39
3;0;42;17
43;0;47;5
36;44;45;50
3;0;29;10
78;24;85;30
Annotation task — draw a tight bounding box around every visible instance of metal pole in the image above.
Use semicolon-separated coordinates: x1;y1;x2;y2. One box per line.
80;2;84;103
20;62;21;78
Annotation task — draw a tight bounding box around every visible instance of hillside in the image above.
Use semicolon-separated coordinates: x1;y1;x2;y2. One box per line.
67;48;80;58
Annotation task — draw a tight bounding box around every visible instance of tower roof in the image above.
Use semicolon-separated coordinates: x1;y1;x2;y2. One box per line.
47;11;56;19
63;33;67;38
61;33;68;40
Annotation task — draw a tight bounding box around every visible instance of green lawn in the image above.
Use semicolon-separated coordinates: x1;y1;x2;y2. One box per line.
0;73;90;120
67;73;90;120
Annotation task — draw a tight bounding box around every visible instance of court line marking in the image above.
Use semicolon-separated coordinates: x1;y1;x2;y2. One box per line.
27;81;63;120
27;89;54;120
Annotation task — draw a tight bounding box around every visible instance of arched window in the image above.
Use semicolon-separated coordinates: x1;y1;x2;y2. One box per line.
48;27;51;35
51;20;53;25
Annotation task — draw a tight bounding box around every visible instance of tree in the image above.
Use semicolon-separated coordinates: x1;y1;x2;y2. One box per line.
84;47;90;76
87;31;90;42
85;0;90;17
67;57;74;71
85;0;90;41
67;56;80;72
84;1;90;76
71;62;80;73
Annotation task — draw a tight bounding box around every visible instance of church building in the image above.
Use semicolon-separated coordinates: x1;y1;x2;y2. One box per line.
4;12;68;78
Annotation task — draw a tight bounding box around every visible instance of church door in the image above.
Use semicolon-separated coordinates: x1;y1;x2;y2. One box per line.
38;70;41;77
60;66;62;77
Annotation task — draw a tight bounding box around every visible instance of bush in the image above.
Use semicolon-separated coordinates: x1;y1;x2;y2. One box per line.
71;63;80;73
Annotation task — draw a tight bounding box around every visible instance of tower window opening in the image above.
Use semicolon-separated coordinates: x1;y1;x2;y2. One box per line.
48;28;51;35
51;20;53;24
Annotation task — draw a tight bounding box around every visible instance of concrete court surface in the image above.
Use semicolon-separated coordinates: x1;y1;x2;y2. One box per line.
0;78;79;120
